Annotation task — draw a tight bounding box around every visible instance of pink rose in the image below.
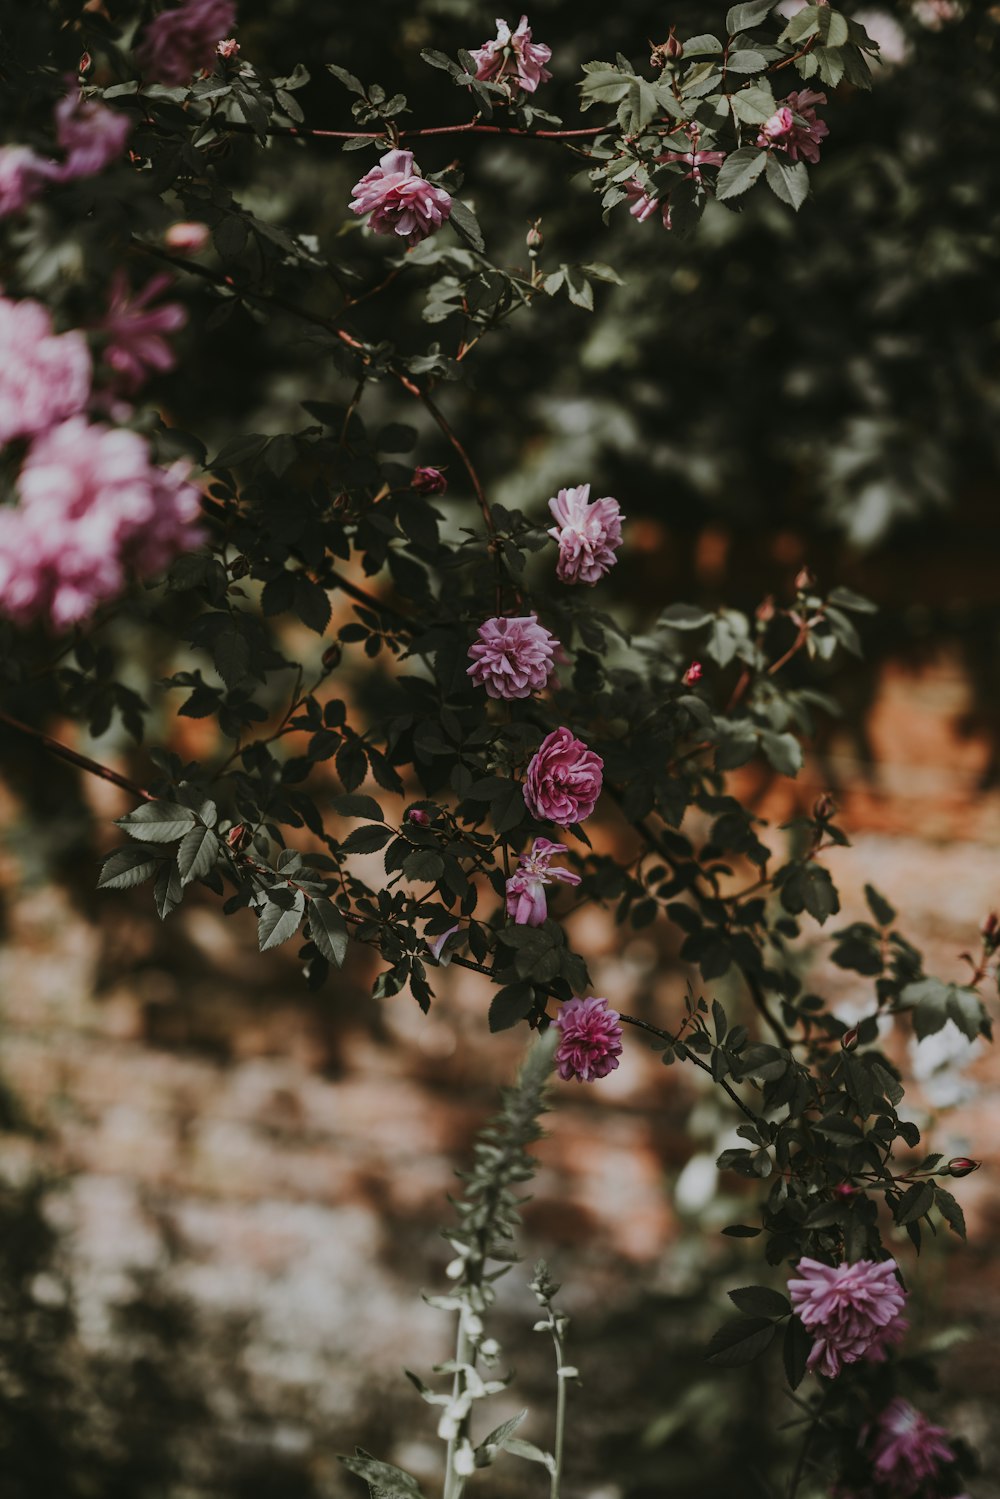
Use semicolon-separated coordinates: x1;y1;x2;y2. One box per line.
349;149;452;247
136;0;238;86
54;89;131;181
0;297;92;444
524;727;604;826
624;178;673;231
471;15;552;95
788;1257;907;1379
553;997;623;1082
164;221;210;252
467;614;558;700
547;483;623;585
505;837;581;926
757;90;829;164
0;146;58;219
99;271;186;394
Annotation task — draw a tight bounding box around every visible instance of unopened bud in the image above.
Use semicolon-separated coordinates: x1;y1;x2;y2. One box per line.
407;808;430;826
321;643;342;671
981;911;998;940
225;823;251;853
946;1157;980;1178
650;29;683;68
833;1182;857;1198
79;51;92;74
164;221;210;253
795;566;816;593
682;660;704;687
813;792;836;823
411;464;447;496
526;219;543;252
841;1026;859;1051
755;594;777;624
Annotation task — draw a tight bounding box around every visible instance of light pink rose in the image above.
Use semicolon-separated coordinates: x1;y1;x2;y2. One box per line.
788;1257;907;1379
869;1399;956;1496
524;727;604;826
547;483;623;585
553;997;623;1082
349;149;452;246
0;297;92;444
758;105;794;145
757;89;829;164
505;837;581;926
216;37;240;58
467;614;558;700
0;146;58;219
471;15;552;95
99;271;186;393
624;177;673;230
0;417;202;629
136;0;238;86
54;89;132;180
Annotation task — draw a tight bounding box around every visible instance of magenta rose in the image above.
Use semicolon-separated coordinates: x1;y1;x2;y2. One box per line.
467;614;558;700
524;727;604;825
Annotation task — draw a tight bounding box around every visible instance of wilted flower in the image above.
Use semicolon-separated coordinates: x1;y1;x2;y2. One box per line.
467;614;558;699
0;296;91;444
164;220;210;252
0;418;202;628
757;90;829;164
869;1399;956;1495
54;89;132;181
0;145;58;219
547;483;624;585
136;0;238;85
553;996;623;1082
524;727;604;826
428;924;459;962
788;1257;907;1378
505;837;581;926
471;15;552;95
349;149;452;246
99;272;186;393
624;177;672;230
411;465;448;495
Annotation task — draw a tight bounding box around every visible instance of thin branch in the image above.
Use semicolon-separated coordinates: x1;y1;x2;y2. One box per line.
215;119;609;144
0;709;153;802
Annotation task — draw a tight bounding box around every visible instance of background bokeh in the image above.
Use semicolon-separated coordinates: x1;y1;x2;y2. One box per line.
2;1;999;1495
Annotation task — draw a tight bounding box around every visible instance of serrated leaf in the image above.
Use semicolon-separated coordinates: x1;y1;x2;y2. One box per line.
340;824;393;854
706;1316;777;1367
176;824;220;885
934;1187;966;1240
727;0;777;32
257;890;305;951
153;861;184;920
765;152;810;211
98;844;162;890
308;897;349;968
489;983;535;1033
716;147;768;201
449;200;485;253
331;794;384;820
728;1285;791;1318
117;800;197;843
660;603;713;629
338;1451;425;1498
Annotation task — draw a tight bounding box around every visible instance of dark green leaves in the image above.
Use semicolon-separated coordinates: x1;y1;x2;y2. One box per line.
706;1316;777;1367
98;844;162;890
257;888;305;951
716;148;768;201
116;801;196;843
307;898;349;969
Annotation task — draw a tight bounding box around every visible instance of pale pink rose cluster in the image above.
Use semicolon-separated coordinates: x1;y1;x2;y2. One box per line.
788;1257;908;1378
758;89;830;164
548;483;624;585
0;88;131;220
350;149;452;247
553;996;623;1082
472;15;552;95
0;298;92;445
136;0;238;86
505;837;580;926
0;417;203;628
467;613;558;699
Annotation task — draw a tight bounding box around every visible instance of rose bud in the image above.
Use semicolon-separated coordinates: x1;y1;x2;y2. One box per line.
813;793;836;822
682;661;703;687
981;911;998;940
755;594;776;624
833;1183;857;1198
841;1027;859;1051
321;643;342;670
165;221;210;253
225;823;251;852
946;1157;980;1178
411;465;447;496
526;219;543;251
795;566;816;592
407;808;430;826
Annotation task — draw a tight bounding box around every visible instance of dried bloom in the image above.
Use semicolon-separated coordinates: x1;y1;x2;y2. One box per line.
624;177;673;230
870;1399;955;1495
349;149;452;246
164;220;210;252
0;297;92;444
54;89;132;180
411;465;447;495
136;0;238;86
553;997;623;1083
0;417;202;629
0;145;58;219
99;272;186;393
428;923;459;962
524;727;604;826
467;614;558;700
547;483;624;585
505;837;581;927
757;90;829;164
471;15;552;95
788;1258;907;1379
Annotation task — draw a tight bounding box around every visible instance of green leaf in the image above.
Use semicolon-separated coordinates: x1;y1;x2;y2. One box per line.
716;147;768;201
760;731;803;777
98;844;162;890
340;824;393;854
727;49;768;74
326;64;366;95
257;890;305;951
706;1316;777;1367
864;884;896;927
338;1451;425;1499
489;983;536;1033
176;824;220;885
331;794;384;820
153;861;183;920
727;0;777;32
895;1180;935;1226
934;1187;967;1240
783;1316;813;1390
683;34;724;56
721;1224;761;1238
116;800;197;844
660;603;713;629
827;586;877;615
449;200;485;253
308;897;349;968
501;1438;556;1473
765;153;810;211
728;1285;791;1318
